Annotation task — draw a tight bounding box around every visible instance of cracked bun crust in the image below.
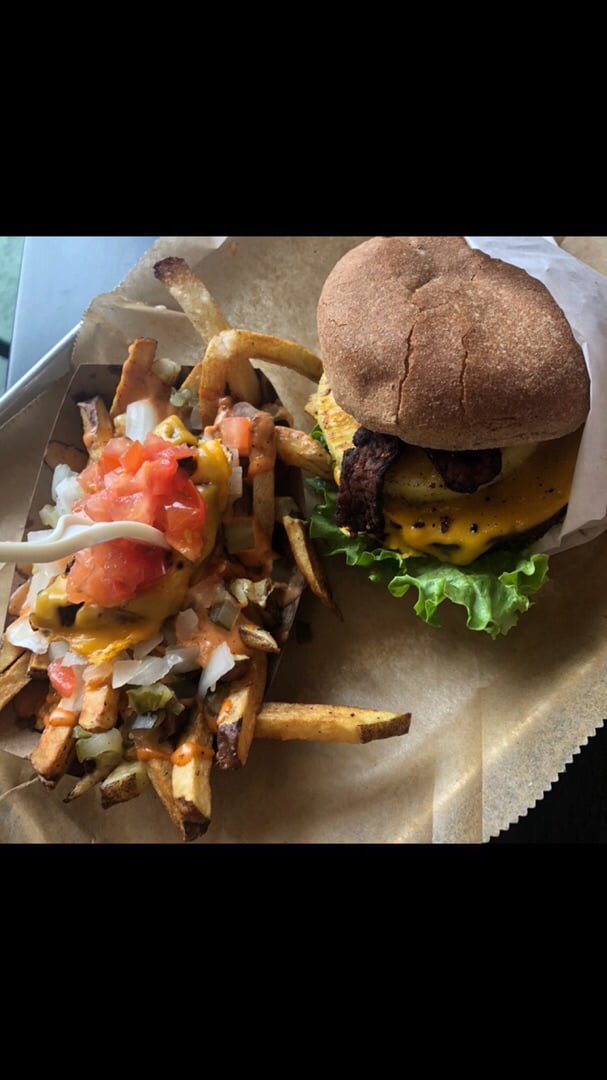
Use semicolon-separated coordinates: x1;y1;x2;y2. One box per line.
317;236;590;451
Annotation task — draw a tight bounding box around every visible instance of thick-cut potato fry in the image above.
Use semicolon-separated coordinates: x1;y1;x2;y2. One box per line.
12;679;49;721
45;440;88;473
30;723;76;785
145;755;207;843
8;581;29;617
0;637;23;675
77;396;114;462
216;651;267;770
64;759;116;804
171;708;213;830
34;688;60;732
252;471;275;548
216;330;323;384
153;257;231;343
110;338;171;419
282;513;342;620
100;760;149;809
0;653;32;711
275;426;333;480
238;623;280;654
196;334;258;423
77;684;120;733
255;703;412;744
27;651;50;679
198;329;324;425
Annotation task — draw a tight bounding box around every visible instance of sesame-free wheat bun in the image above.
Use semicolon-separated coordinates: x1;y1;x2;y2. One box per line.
317;236;590;451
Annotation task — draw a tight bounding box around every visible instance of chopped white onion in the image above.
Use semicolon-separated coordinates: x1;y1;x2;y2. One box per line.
39;504;59;528
25;563;64;607
164;647;200;673
175;607;199;640
52;464;76;503
132;632;164;659
6;616;49;654
112;656;172;689
197;642;235;701
125;400;160;443
189;402;203;431
228;466;243;501
27;528;54;544
55;474;85;516
83;658;115;688
152;357;181;385
60;651;88;669
48;640;69;661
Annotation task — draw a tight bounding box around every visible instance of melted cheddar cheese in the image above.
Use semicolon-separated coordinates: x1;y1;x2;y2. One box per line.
31;563;193;663
384;431;580;564
311;378;582;567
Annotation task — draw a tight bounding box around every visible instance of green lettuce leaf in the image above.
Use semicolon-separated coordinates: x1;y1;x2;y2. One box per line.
308;478;549;639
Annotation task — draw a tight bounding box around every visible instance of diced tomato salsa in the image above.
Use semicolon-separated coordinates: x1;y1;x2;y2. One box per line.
67;434;206;608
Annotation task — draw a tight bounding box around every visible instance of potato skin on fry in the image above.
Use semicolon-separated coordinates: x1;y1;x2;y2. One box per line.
282;514;342;620
216;651;267;770
31;724;76;785
255;703;411;744
110;338;173;420
145;756;209;843
77;397;113;462
0;653;32;711
78;684;120;733
275;427;333;480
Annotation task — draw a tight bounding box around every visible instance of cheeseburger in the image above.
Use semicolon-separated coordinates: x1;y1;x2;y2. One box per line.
308;236;590;637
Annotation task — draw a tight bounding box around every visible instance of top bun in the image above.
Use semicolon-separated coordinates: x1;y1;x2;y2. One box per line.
317;236;590;450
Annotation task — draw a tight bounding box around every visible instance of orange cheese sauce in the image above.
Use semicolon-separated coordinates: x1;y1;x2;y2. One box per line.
383;430;581;566
47;708;79;728
136;742;213;765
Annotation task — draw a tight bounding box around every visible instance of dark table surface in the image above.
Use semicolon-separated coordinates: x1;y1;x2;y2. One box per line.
7;237;607;843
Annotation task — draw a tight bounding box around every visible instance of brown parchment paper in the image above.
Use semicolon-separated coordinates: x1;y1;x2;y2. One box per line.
1;235;607;845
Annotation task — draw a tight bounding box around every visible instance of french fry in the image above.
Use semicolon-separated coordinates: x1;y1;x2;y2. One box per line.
216;650;267;770
34;688;60;732
198;329;325;425
252;472;275;548
0;653;32;711
213;329;323;384
255;703;412;744
110;337;170;418
45;440;88;473
282;513;342;620
0;637;23;675
64;759;116;804
8;581;29;617
77;396;114;462
171;707;213;830
30;723;76;785
275;426;333;480
100;760;149;809
77;684;120;733
238;623;280;654
145;755;207;843
12;679;49;722
153;257;231;343
27;651;50;679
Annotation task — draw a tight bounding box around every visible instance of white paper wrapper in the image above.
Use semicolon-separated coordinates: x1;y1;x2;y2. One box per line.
467;236;607;553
